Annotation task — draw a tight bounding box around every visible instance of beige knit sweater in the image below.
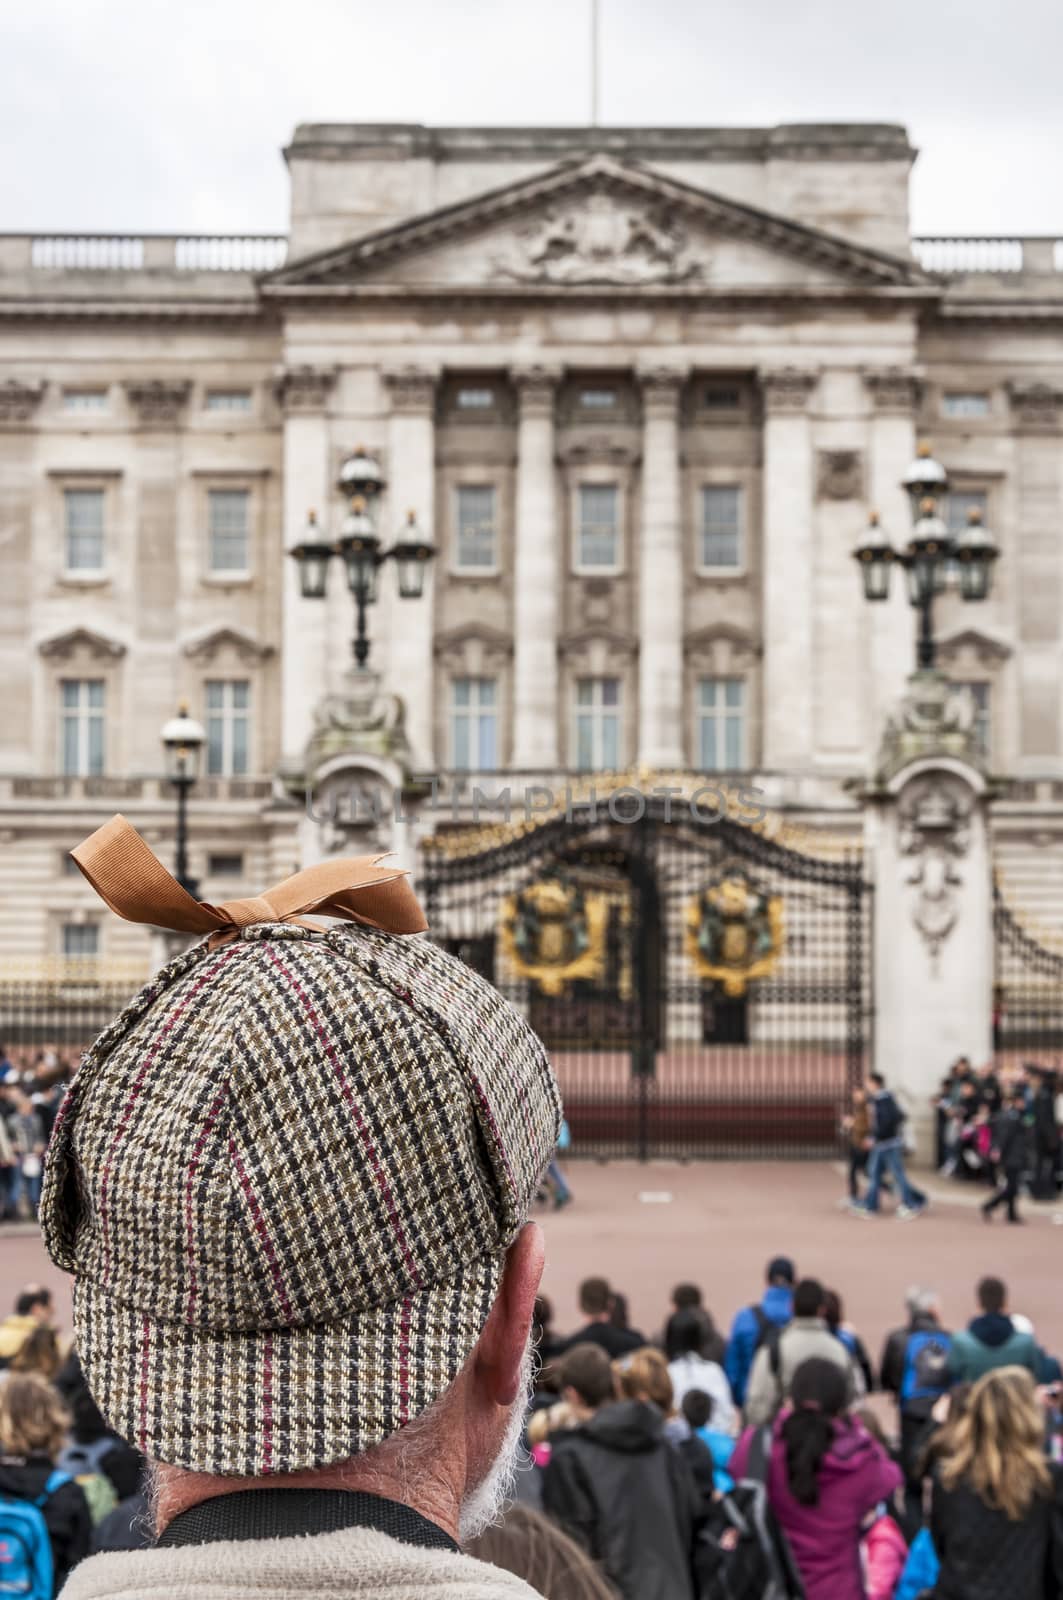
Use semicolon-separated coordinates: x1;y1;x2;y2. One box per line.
59;1525;545;1600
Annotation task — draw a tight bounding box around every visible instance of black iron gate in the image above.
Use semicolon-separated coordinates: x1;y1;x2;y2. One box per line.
993;886;1063;1061
420;800;871;1158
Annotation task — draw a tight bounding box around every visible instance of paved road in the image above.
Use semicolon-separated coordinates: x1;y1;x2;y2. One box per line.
3;1161;1059;1366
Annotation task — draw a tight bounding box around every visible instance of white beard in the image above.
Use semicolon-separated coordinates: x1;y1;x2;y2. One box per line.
458;1336;535;1543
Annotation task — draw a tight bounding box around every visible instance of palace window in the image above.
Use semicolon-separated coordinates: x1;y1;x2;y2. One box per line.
579;388;618;409
60;679;105;776
61;923;99;960
204;390;253;413
63;488;105;572
207;852;245;878
701;384;742;411
942;392;990;419
946;488;989;536
455;387;495;410
698;678;746;771
699;485;744;570
207;488;250;573
450;677;498;771
205;679;251;776
574;677;621;771
62;390;109;413
576;484;620;570
455;485;498;571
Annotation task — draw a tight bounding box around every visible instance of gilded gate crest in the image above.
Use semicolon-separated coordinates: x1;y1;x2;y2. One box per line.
685;871;784;996
501;879;608;996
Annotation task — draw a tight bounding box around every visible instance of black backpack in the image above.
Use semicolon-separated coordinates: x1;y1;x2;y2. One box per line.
751;1306;783;1380
695;1426;805;1600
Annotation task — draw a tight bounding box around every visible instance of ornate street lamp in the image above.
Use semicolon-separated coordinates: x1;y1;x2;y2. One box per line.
160;703;205;896
853;442;998;670
288;447;434;665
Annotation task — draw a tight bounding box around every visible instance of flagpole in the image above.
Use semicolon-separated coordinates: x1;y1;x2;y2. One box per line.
591;0;600;126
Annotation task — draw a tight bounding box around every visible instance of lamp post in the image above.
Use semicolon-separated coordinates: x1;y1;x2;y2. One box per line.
160;704;205;897
289;447;435;666
853;442;999;669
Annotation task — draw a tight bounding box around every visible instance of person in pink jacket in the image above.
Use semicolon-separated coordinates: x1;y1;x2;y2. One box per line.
730;1357;902;1600
863;1510;908;1600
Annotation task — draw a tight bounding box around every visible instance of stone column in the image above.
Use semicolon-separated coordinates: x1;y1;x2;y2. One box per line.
864;368;921;739
760;368;818;769
383;366;437;772
511;366;561;771
868;755;993;1159
274;365;336;769
1006;382;1063;762
637;367;686;770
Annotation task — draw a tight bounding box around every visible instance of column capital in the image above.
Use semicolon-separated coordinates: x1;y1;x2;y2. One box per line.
0;377;46;426
271;364;337;415
382;364;439;415
1006;380;1062;433
861;365;924;414
637;364;688;416
123;378;192;428
511;364;562;417
760;366;819;415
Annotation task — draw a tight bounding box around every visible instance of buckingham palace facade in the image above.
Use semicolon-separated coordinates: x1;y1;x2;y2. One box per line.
2;120;1063;974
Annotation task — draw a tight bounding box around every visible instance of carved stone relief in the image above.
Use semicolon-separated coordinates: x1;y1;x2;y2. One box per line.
492;195;703;285
897;773;974;961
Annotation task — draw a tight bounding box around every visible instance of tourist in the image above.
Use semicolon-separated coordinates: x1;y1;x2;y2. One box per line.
532;1295;566;1370
852;1072;927;1219
528;1343;616;1458
544;1117;573;1211
0;1373;92;1595
930;1367;1063;1600
3;1088;46;1219
40;857;562;1600
724;1254;795;1406
467;1504;616;1600
840;1085;871;1203
730;1357;902;1600
680;1387;735;1492
543;1347;701;1600
7;1325;61;1382
0;1286;54;1370
949;1276;1043;1382
822;1289;873;1396
744;1278;856;1427
560;1277;644;1358
879;1287;952;1507
665;1306;737;1433
982;1087;1031;1223
662;1285;727;1365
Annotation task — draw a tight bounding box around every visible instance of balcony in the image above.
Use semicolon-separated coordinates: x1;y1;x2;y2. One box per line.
912;236;1063;277
0;234;288;273
0;775;275;804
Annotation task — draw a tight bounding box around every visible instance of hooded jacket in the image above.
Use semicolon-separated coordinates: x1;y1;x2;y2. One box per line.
542;1399;700;1600
724;1284;793;1405
948;1313;1040;1382
730;1413;902;1600
0;1454;92;1594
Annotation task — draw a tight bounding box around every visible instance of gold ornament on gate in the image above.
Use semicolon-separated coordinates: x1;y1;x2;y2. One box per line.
501;878;608;996
685;871;784;996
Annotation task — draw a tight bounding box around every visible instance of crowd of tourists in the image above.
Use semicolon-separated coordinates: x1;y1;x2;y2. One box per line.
3;1262;1062;1598
934;1057;1062;1203
0;1045;74;1221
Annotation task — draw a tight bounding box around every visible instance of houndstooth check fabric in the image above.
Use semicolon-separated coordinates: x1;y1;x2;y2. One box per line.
40;923;562;1476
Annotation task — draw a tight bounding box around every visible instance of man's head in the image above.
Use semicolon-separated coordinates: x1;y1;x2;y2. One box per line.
14;1286;53;1324
578;1276;613;1322
666;1307;707;1358
681;1387;713;1431
766;1256;795;1289
867;1071;886;1093
671;1282;702;1312
910;1288;940;1322
793;1278;826;1319
977;1276;1007;1315
40;917;561;1535
557;1342;615;1413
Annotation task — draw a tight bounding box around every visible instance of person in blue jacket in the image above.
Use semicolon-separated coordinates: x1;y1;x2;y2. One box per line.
724;1254;795;1406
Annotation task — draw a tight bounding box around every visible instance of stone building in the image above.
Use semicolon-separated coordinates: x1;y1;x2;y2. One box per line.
0;119;1061;1006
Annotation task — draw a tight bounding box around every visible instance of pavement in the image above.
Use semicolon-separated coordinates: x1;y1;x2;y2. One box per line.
3;1160;1060;1363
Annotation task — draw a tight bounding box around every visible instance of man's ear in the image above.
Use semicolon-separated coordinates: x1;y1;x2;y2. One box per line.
473;1222;545;1407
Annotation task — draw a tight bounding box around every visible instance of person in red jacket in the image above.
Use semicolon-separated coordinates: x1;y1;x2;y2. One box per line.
730;1357;902;1600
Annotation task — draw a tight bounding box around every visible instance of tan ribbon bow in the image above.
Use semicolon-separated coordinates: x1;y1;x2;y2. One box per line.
71;814;428;945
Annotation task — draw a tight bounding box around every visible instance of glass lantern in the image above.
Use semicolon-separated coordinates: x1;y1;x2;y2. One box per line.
390;511;436;599
160;704;206;784
852;512;895;602
953;507;999;602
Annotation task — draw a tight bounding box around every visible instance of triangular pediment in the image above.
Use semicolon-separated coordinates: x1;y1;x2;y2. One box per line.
264;155;931;297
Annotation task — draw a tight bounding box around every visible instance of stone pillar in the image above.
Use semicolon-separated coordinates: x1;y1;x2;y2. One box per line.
868;756;992;1158
637;367;686;770
275;365;336;768
863;368;921;739
383;366;437;772
1006;382;1063;762
760;368;818;769
511;365;561;771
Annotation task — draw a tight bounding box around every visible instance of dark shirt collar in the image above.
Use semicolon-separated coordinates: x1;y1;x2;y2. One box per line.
157;1488;458;1554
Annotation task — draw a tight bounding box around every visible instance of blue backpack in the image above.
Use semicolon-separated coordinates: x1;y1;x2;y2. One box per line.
0;1469;69;1600
900;1328;952;1405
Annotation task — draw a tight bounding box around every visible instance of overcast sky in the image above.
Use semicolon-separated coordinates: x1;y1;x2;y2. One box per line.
3;0;1061;238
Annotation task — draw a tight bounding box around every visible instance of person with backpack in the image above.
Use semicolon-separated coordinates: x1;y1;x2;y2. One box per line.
0;1373;92;1597
724;1255;795;1408
982;1087;1031;1223
745;1279;856;1428
880;1288;953;1507
852;1072;927;1219
730;1357;902;1600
